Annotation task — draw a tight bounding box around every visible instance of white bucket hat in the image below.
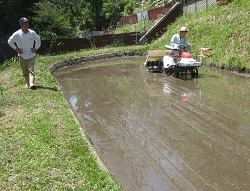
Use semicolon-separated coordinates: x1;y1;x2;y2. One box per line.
180;26;188;32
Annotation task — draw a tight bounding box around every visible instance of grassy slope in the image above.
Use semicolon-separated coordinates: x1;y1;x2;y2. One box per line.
118;0;250;71
151;0;250;71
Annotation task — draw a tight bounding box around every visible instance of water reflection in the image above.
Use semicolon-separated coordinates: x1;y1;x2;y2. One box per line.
85;100;91;107
163;82;172;94
69;95;78;110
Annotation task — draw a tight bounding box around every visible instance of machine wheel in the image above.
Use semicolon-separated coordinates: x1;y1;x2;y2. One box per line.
191;68;199;78
174;68;179;78
164;66;174;76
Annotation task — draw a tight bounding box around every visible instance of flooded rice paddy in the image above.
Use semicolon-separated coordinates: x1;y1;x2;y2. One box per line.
54;56;250;191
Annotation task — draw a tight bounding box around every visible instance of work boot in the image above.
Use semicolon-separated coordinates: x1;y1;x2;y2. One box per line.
29;73;35;89
24;75;29;88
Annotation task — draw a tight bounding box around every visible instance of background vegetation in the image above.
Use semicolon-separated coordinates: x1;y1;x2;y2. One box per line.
0;0;170;39
0;0;38;37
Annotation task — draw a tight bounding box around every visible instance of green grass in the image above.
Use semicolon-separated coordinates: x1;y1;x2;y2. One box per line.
0;57;19;71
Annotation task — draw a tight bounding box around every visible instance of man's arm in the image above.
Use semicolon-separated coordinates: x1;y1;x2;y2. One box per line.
7;34;18;50
8;33;23;54
170;34;180;47
31;31;41;53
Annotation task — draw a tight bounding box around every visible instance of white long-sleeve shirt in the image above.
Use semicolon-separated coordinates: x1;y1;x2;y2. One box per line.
170;33;189;48
8;29;41;59
170;33;191;52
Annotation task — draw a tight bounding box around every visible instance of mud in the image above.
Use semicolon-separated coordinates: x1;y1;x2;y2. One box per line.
54;56;250;191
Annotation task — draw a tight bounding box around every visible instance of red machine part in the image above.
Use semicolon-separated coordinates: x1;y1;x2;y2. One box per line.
182;52;192;58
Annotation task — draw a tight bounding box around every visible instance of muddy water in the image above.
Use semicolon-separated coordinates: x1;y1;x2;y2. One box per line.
54;57;250;191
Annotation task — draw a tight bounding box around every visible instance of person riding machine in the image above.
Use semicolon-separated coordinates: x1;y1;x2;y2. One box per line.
163;27;212;78
163;26;199;77
144;27;212;78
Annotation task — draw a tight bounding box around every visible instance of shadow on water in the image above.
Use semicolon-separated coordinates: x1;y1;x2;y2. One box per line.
198;72;221;79
54;56;250;191
178;70;221;80
32;85;58;91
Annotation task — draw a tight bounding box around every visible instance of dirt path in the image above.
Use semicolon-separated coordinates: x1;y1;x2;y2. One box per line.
54;57;250;191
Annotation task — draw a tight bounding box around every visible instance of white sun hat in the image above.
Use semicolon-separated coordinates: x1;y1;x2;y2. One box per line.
180;26;188;32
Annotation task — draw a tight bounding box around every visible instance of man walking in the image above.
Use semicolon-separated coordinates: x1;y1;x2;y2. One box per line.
8;17;41;89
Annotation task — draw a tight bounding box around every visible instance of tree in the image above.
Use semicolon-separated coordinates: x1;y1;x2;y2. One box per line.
31;0;120;37
79;0;104;31
124;0;135;16
102;0;127;28
31;1;77;39
0;0;38;36
31;0;103;38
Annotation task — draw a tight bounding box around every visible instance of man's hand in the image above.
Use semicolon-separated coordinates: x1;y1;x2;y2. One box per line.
31;48;37;53
15;48;23;54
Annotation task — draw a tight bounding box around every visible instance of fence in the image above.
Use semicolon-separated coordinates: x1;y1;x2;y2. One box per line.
116;0;217;28
37;32;143;53
180;0;217;14
0;32;143;63
116;1;175;27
